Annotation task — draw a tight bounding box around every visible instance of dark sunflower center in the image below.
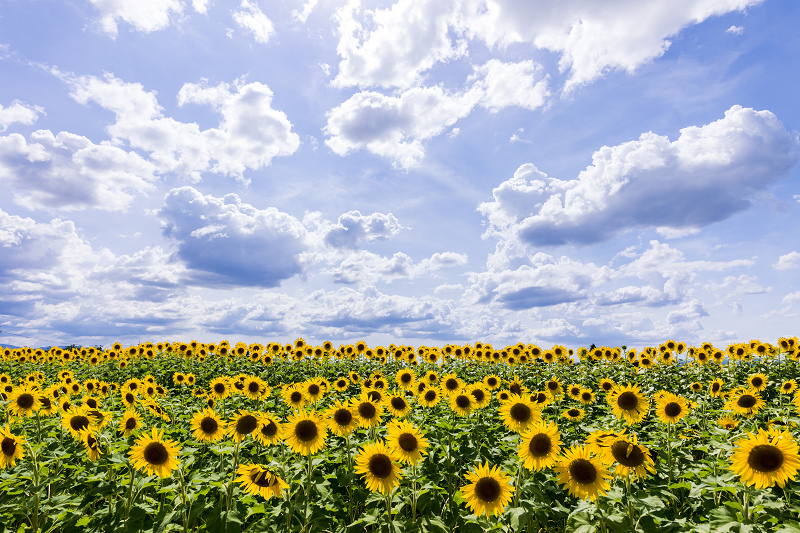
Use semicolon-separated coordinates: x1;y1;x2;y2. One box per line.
569;458;598;484
1;437;16;457
214;383;225;393
784;383;792;390
397;432;418;452
424;391;437;402
664;402;682;418
368;453;393;478
602;382;612;391
367;391;382;402
509;383;522;395
401;373;412;383
250;469;274;487
87;435;98;448
455;395;471;409
390;397;407;410
308;384;320;395
547;381;558;391
529;434;552;457
748;444;784;473
471;389;486;402
751;377;763;388
143;442;169;465
261;420;278;437
125;393;135;404
17;393;34;409
568;409;580;417
200;417;218;434
236;415;258;435
487;377;498;387
70;415;90;432
295;420;318;442
617;392;639;410
125;417;138;430
248;382;260;393
610;441;645;467
712;383;721;392
474;477;501;502
738;395;757;408
334;409;353;426
570;387;580;396
290;391;303;403
40;397;51;409
358;402;377;419
509;403;531;423
86;398;98;409
337;380;346;388
445;378;459;391
581;392;592;402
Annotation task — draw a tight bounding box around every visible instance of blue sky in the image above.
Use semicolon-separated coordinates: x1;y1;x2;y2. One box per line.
1;0;799;349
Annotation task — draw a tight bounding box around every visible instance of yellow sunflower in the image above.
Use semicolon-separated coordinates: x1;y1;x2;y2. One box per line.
418;387;442;407
563;407;585;422
726;388;764;417
354;440;403;495
598;379;615;394
708;379;724;397
450;390;474;417
730;429;800;488
518;421;561;471
282;385;306;410
129;427;181;478
79;429;102;462
386;420;429;465
236;463;288;499
6;384;41;418
467;383;491;408
441;374;464;396
227;410;261;443
255;415;283;447
747;373;768;392
780;380;798;395
395;369;416;390
498;395;540;433
385;393;412;418
119;409;144;437
578;389;595;406
599;432;656;480
62;406;96;439
555;445;610;501
607;384;649;425
460;462;515;517
0;425;25;469
655;393;690;424
483;374;501;390
283;412;327;455
190;408;226;443
353;394;384;428
326;400;357;437
209;377;231;400
717;416;738;430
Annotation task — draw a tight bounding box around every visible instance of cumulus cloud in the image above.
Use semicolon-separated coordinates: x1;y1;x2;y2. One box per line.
233;0;275;44
323;250;468;285
332;0;761;91
324;59;547;168
64;72;299;181
0;101;44;132
293;0;318;23
323;211;405;248
87;0;185;37
157;187;309;287
479;106;799;247
774;251;800;270
727;25;744;34
0;129;157;211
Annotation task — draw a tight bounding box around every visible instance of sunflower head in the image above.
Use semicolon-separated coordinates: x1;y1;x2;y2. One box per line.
730;429;800;489
518;422;561;471
461;462;515;517
354;440;403;495
386;420;429;465
129;427;181;478
283;412;327;455
236;463;288;499
555;445;610;501
0;425;25;470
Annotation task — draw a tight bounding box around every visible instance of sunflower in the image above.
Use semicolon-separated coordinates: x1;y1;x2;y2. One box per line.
172;372;187;386
518;422;561;471
190;408;226;443
442;374;464;396
6;385;41;417
461;462;515;517
709;379;724;397
209;377;231;400
419;387;442;408
656;393;690;424
227;410;261;443
353;393;384;427
79;429;102;462
545;379;563;398
450;390;474;417
255;414;283;446
129;427;181;478
599;432;656;480
483;374;501;390
566;384;583;401
598;379;615;394
354;440;403;495
467;383;491;408
282;385;306;410
781;380;798;395
506;376;528;397
578;389;595;406
283;411;327;455
348;371;361;384
563;407;585;422
726;388;764;417
747;373;768;392
121;390;137;408
386;393;412;418
37;393;58;417
499;395;540;433
118;409;143;437
395;369;416;390
425;371;440;385
325;400;357;437
730;429;800;489
333;377;350;392
62;406;95;439
303;378;326;403
235;463;288;499
607;384;649;425
243;376;267;400
386;420;429;465
690;382;703;392
717;416;738;430
0;425;24;469
555;445;610;501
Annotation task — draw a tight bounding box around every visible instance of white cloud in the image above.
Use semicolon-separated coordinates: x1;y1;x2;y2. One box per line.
293;0;318;23
774;251;800;270
479;106;799;247
0;101;44;132
784;292;800;306
87;0;185;37
0;129;157;211
332;0;762;92
323;210;405;249
322;250;467;285
64;72;300;181
727;25;744;35
232;0;275;45
469;59;549;113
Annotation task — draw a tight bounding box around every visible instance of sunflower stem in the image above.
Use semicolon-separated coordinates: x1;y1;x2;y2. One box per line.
742;483;750;521
225;440;240;513
124;465;136;525
177;465;191;533
302;452;313;532
625;470;635;528
384;493;396;533
411;462;418;522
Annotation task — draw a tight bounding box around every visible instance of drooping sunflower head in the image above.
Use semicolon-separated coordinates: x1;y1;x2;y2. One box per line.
354;440;403;495
255;415;283;446
386;420;429;465
461;462;515;517
518;422;561;471
283;412;327;455
730;429;800;489
236;463;288;499
79;429;102;462
0;425;25;470
602;433;656;480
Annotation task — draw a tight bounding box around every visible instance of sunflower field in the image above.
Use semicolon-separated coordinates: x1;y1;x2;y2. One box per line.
2;338;800;533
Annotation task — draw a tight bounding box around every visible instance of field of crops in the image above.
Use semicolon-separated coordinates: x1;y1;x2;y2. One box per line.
1;338;800;533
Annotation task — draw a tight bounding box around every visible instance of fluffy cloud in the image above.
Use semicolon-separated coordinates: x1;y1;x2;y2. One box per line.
64;72;299;181
0;129;157;211
0;101;43;132
324;59;547;168
323;250;468;285
157;187;309;287
332;0;761;91
323;211;405;249
479;106;799;247
774;251;800;270
233;0;275;44
88;0;185;37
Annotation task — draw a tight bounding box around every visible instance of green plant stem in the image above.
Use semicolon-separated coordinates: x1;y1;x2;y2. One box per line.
385;493;396;533
742;484;750;521
411;461;418;522
124;465;137;526
177;466;191;533
303;452;313;532
225;440;241;513
26;443;40;533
